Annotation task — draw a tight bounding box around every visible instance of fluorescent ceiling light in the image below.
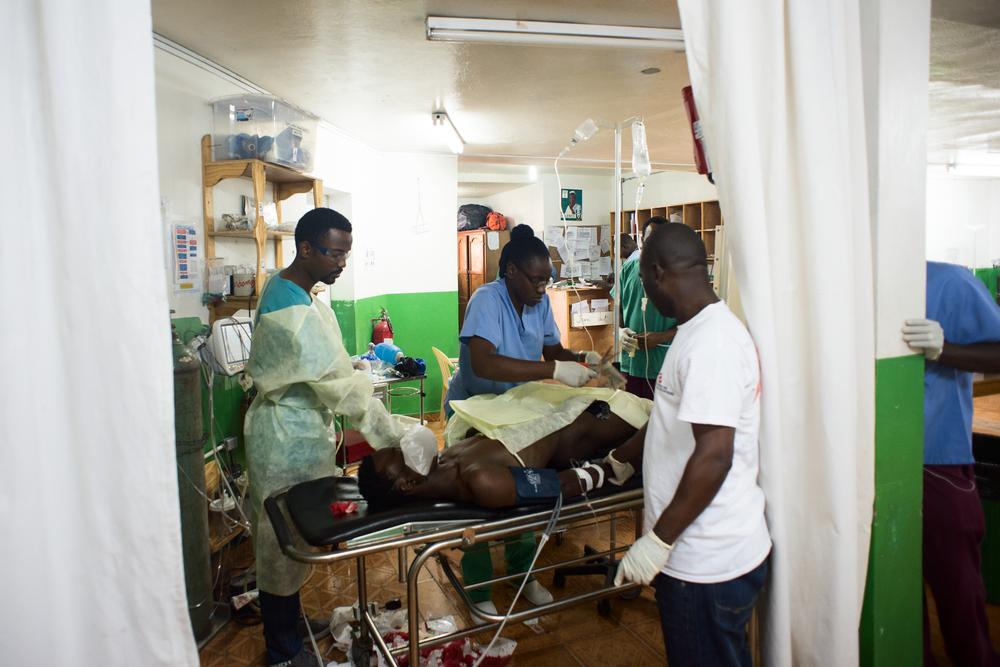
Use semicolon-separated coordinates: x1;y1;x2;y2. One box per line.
432;111;464;154
427;17;684;51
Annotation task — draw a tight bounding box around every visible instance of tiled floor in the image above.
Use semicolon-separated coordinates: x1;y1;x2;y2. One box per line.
199;513;665;666
199;420;1000;666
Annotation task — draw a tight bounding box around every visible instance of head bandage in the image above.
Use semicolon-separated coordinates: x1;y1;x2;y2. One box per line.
399;424;438;475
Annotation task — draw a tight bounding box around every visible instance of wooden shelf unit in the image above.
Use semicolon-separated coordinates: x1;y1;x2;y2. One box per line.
201;135;322;323
610;199;724;258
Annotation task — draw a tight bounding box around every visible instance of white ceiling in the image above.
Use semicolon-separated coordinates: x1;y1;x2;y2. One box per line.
151;0;1000;186
151;0;695;171
928;17;1000;161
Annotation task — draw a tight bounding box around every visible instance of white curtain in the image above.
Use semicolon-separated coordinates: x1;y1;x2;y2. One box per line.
678;3;875;665
0;1;197;665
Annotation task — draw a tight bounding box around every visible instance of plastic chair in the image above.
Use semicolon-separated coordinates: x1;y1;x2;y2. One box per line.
431;346;458;415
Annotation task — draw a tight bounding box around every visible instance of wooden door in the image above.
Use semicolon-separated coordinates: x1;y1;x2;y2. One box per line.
468;232;485;274
458;273;470;329
457;233;469;273
469;273;485;297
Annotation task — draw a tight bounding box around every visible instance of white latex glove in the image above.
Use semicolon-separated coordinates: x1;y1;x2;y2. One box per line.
620;328;639;356
399;424;438;475
902;318;944;361
352;359;372;372
581;350;603;366
553;360;598;387
614;532;673;586
603;450;635;486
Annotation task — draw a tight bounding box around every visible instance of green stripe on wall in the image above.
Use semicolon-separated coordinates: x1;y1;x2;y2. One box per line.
332;291;459;416
859;354;924;666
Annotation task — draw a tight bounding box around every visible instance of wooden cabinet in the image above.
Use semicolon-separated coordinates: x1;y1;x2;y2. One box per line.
546;286;616;355
457;229;509;327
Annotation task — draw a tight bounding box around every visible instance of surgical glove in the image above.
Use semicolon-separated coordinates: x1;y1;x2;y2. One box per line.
603;450;635;486
553;360;597;387
614;531;673;587
352;359;372;372
902;318;944;361
582;350;603;366
620;328;639;356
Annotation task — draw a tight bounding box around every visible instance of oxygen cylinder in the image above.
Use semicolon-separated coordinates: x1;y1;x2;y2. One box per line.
173;330;213;641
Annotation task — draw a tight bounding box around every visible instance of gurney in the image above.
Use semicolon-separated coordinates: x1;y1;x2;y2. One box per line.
265;474;644;666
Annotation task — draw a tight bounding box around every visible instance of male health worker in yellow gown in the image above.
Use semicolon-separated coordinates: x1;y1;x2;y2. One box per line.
244;208;420;666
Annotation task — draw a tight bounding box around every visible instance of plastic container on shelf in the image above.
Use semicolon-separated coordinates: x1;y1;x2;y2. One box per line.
210;95;318;173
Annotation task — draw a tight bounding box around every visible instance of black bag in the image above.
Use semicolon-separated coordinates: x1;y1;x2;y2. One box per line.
457;204;492;231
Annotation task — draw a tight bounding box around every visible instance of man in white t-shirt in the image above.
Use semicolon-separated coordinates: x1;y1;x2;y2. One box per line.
607;222;771;666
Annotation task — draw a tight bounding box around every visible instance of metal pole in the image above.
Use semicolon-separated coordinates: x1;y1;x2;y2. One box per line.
612;125;623;355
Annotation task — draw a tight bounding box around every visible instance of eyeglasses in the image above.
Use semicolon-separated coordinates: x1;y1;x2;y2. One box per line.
310;243;351;261
513;263;550;289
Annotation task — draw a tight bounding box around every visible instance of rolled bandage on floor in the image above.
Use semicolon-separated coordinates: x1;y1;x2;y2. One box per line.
573;462;606;494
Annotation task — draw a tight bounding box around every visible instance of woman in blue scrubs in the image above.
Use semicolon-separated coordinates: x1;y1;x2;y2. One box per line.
445;224;601;614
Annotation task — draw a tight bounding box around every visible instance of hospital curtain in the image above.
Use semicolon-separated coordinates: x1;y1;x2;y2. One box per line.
0;1;198;665
677;2;876;665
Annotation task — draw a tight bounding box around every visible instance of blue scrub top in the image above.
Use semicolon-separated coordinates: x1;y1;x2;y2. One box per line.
924;261;1000;464
445;279;561;411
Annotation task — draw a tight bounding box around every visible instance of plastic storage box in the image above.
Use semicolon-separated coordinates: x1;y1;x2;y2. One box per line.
211;95;318;173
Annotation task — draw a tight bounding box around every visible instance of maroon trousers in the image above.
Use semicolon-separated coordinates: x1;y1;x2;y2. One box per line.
923;464;1000;666
622;372;655;400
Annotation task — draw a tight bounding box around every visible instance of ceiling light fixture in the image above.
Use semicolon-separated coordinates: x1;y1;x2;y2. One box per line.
426;17;684;51
641;67;662;75
432;111;464;154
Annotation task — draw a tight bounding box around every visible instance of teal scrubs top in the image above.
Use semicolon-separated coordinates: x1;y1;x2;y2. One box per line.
615;256;676;379
255;274;313;323
444;279;561;412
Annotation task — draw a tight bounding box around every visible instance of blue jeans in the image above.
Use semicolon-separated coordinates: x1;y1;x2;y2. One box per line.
653;556;769;667
259;590;302;665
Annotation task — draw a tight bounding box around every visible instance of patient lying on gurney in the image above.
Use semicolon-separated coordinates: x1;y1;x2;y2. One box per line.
358;383;651;509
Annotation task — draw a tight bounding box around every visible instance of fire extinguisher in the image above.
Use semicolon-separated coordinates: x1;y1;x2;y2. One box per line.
372;307;394;346
682;85;714;184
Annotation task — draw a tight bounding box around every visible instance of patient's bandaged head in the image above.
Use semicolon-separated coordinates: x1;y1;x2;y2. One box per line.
509;467;561;503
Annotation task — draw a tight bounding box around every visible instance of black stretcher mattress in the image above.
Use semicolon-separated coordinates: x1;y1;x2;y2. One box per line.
283;475;642;549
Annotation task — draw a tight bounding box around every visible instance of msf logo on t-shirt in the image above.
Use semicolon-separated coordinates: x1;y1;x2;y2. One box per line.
655;372;675;397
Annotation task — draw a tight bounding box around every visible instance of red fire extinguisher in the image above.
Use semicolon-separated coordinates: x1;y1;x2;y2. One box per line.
682;85;714;184
372;307;394;345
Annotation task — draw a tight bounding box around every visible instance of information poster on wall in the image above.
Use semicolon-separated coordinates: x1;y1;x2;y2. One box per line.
561;189;583;221
173;224;200;293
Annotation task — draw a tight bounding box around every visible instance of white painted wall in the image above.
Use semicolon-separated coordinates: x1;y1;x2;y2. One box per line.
155;47;457;319
481;182;545;235
351;152;458;300
622;170;719;210
926;171;1000;268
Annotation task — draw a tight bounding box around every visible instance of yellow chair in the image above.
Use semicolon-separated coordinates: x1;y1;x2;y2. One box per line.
431;346;458;416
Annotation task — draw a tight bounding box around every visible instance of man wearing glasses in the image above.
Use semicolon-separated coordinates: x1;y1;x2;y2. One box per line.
244;208;418;667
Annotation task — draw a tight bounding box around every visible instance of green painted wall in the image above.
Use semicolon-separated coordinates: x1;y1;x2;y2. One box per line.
975;267;1000;301
860;354;924;667
332;290;459;416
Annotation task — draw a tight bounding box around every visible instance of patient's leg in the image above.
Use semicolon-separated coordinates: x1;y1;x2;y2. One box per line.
547;409;636;469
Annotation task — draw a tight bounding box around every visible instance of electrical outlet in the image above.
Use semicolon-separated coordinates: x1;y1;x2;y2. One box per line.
223;436;239;452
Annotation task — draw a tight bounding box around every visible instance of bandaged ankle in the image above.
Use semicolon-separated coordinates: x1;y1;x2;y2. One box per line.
573;462;606;493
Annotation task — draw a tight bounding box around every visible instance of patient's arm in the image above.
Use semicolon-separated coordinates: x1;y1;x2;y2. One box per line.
464;464;613;509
